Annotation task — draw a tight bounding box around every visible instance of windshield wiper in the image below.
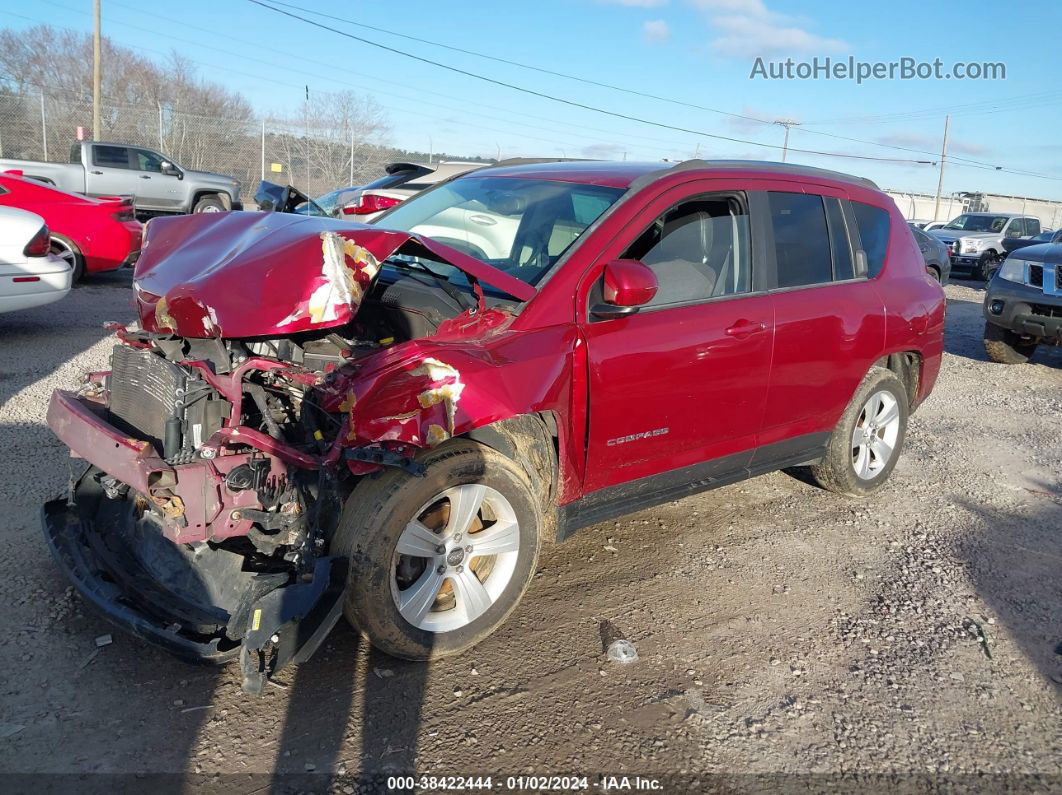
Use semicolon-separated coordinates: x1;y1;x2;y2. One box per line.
385;258;474;311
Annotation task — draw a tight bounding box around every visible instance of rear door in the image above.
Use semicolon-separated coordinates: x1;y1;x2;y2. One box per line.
757;187;886;460
580;180;775;493
84;144;133;198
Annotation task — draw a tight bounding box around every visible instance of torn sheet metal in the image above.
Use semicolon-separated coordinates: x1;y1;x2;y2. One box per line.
131;211;537;339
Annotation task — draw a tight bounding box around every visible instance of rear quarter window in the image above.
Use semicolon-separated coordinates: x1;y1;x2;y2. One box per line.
852;202;891;278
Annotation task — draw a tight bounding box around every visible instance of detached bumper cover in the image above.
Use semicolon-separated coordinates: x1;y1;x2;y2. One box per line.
43;465;348;684
42;493;236;663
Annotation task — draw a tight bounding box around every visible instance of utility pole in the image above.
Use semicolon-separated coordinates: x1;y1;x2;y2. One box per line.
932;114;950;222
92;0;102;140
774;119;800;162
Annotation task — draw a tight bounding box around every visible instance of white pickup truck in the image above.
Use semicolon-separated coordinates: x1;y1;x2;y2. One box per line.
0;141;242;215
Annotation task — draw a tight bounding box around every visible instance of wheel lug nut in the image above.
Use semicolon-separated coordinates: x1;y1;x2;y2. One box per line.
435;544;445;554
436;565;446;575
456;565;464;573
465;545;473;553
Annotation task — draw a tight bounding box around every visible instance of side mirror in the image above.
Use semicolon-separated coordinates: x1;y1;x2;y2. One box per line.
591;259;658;319
161;162;181;178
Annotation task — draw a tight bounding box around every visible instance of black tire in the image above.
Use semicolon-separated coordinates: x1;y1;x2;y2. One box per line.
984;322;1037;364
192;195;225;213
49;234;85;283
973;251;999;281
926;264;941;282
331;440;542;660
810;366;909;497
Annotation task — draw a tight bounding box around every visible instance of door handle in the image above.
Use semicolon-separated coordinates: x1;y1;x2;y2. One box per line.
89;170;102;175
140;175;151;179
724;320;767;338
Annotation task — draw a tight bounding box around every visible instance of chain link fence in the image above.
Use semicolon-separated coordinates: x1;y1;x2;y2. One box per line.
0;89;398;203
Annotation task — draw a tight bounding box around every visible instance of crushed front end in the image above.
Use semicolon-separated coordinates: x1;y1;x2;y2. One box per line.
42;212;506;693
43;336;360;694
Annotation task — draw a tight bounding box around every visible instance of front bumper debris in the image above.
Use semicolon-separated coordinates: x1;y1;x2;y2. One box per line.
42;467;347;693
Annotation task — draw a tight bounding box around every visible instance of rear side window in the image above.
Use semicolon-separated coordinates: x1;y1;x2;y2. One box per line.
93;145;130;169
852;202;891;278
1026;218;1041;236
768;192;833;288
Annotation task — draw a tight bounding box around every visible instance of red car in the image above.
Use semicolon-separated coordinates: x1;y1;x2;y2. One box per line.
42;160;944;694
0;172;141;282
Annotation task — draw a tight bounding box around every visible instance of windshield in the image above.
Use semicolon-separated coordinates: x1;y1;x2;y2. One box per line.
943;214;1010;232
376;176;625;287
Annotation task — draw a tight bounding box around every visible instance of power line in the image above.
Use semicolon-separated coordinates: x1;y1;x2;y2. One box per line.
254;0;1060;174
244;0;936;167
244;0;1062;183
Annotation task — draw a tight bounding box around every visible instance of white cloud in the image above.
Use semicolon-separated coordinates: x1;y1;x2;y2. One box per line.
690;0;849;58
877;132;988;157
643;19;672;43
596;0;669;7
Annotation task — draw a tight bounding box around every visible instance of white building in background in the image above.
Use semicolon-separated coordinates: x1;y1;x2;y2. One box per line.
886;189;1062;229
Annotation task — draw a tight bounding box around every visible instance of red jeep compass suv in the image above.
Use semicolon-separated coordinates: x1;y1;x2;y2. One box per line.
43;159;945;692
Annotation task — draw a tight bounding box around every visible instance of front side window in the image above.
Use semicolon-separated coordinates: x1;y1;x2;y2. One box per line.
379;176;624;287
768;192;833;288
852;202;891;278
92;145;130;169
622;195;750;307
133;149;165;172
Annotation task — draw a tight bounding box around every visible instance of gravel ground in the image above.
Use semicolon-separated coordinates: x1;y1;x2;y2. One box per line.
0;272;1059;790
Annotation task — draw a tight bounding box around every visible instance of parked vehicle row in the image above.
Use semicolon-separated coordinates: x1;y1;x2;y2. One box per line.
0;172;142;282
0;141;242;216
40;158;945;696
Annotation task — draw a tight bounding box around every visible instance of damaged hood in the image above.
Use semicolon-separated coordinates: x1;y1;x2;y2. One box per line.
133;211;536;339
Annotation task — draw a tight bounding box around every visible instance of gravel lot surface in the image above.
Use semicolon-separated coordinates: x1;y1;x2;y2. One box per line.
1;272;1059;789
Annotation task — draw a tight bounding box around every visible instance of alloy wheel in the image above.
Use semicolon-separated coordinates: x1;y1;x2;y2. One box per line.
851;390;901;480
390;484;520;633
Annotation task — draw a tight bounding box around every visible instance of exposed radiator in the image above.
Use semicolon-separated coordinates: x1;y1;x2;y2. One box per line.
107;344;187;455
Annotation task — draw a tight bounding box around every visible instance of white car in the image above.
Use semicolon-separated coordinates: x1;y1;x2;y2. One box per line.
337;162;486;222
0;206;73;314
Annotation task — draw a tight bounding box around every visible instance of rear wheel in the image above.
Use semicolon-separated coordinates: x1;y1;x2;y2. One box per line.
984;322;1037;364
810;367;908;497
926;265;941;282
49;234;85;283
331;440;541;659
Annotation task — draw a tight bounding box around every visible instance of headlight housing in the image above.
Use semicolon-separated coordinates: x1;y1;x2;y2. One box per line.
961;238;986;254
997;257;1027;283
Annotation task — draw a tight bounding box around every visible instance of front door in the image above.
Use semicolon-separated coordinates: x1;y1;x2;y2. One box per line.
580;182;774;493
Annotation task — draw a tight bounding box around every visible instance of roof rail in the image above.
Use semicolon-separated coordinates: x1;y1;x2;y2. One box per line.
629;159;880;191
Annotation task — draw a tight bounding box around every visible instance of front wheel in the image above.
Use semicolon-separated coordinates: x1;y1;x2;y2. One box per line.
192;196;225;213
984;322;1037;364
810;367;908;497
331;441;541;660
973;251;999;281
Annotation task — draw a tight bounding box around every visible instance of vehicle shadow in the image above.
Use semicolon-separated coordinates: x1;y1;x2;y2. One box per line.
955;483;1062;689
273;628;431;789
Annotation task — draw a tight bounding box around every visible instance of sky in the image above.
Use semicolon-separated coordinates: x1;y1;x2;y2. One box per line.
4;0;1062;200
